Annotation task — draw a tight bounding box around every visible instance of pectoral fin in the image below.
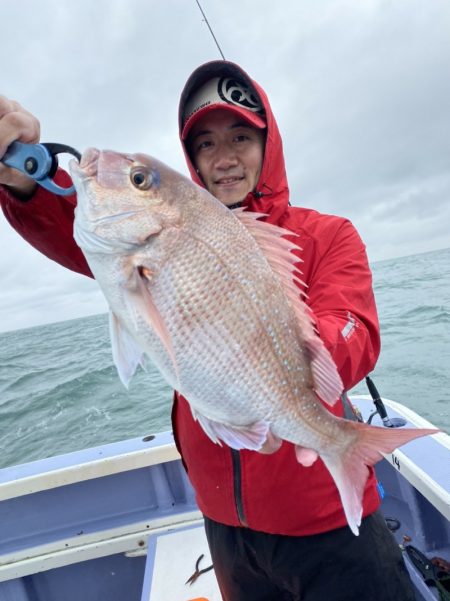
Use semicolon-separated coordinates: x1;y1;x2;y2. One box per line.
109;311;144;388
123;266;179;382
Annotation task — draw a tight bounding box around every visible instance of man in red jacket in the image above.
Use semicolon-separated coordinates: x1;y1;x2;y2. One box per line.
0;63;414;600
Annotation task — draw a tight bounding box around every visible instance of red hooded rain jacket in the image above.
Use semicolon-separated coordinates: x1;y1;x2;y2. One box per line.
0;61;381;535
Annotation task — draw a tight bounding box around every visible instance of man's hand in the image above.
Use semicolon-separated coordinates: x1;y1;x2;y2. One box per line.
0;95;40;197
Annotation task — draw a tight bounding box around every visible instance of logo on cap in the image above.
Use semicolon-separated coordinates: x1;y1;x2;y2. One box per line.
182;75;266;139
218;78;263;113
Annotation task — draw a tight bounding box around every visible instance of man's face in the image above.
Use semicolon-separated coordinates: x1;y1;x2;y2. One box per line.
189;109;265;206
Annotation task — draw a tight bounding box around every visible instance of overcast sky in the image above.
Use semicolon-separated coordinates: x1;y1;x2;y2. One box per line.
1;0;449;333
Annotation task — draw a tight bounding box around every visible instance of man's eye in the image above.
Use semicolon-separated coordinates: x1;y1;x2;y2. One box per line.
234;134;249;143
197;140;212;151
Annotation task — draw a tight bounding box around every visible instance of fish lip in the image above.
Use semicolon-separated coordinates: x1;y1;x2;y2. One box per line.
70;147;100;182
79;147;100;176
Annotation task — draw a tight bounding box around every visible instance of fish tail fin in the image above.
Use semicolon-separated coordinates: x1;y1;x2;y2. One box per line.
322;423;438;536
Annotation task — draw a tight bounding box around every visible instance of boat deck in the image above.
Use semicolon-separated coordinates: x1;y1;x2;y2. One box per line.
142;523;219;600
0;396;448;601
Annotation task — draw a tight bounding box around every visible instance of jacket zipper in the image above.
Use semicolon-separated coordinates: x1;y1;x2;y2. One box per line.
231;449;248;526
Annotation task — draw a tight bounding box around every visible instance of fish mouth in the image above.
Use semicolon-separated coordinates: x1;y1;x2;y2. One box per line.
80;147;100;175
69;147;100;181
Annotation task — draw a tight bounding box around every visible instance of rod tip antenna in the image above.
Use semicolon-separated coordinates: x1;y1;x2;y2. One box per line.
195;0;226;60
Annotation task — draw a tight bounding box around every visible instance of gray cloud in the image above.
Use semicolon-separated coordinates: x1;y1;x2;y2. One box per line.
1;0;449;331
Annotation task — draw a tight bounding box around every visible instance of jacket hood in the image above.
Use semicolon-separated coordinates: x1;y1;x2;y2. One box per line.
178;60;290;224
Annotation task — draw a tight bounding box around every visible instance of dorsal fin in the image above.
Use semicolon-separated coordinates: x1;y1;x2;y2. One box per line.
233;208;343;406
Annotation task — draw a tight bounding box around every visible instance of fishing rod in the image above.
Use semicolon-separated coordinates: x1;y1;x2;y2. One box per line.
195;0;226;60
366;376;406;428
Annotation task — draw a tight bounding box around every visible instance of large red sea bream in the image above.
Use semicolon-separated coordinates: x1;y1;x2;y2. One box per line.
70;148;437;535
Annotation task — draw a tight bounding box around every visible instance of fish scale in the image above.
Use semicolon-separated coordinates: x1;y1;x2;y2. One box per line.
162;244;297;422
138;210;305;424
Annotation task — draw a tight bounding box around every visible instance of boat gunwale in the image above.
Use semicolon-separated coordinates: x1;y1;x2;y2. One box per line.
1;397;448;512
0;433;180;502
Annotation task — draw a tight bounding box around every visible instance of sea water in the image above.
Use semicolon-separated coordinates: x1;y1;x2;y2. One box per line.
0;247;449;469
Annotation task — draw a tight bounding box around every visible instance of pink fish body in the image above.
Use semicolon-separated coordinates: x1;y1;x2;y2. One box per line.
70;148;438;535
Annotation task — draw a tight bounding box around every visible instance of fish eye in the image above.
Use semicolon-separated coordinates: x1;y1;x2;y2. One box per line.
130;166;153;190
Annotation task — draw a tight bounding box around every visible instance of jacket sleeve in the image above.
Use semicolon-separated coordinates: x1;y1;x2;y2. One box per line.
0;169;93;278
307;219;380;391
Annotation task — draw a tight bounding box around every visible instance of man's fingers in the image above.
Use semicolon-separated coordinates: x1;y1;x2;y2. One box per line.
0;96;40;158
0;95;22;117
0;112;41;157
0;162;37;194
0;95;41;195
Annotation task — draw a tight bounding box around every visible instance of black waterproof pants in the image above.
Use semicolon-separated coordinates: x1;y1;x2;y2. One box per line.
204;511;415;601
